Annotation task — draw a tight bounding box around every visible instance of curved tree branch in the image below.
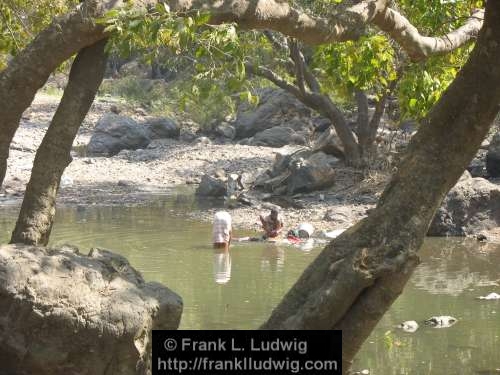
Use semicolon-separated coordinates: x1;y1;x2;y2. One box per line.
169;0;484;61
373;7;485;60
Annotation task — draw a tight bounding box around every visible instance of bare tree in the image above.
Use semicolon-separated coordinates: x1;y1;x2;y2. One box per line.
246;36;401;165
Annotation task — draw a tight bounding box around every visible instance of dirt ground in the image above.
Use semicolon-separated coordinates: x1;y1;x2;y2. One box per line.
0;92;391;234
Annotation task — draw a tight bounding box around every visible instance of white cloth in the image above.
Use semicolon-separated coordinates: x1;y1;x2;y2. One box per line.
212;211;232;243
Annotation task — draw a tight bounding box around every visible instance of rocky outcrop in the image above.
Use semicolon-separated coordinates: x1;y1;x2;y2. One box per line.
255;148;338;195
214;122;236;139
286;152;337;194
144;117;179;139
234;88;312;139
196;174;227;197
312;127;345;158
196;173;243;198
87;113;150;156
429;171;500;236
0;244;182;375
486;132;500;177
250;126;297;147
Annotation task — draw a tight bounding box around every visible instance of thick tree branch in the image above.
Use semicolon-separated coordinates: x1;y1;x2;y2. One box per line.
170;0;483;61
263;30;288;51
373;7;485;61
289;39;307;95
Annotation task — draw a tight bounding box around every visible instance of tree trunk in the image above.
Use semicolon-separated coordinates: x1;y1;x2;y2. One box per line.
0;2;106;188
303;93;362;166
261;3;500;375
355;89;370;152
10;40;108;246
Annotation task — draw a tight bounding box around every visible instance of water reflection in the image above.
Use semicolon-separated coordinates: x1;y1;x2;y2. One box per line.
260;245;285;272
213;249;231;284
1;201;500;374
354;238;500;375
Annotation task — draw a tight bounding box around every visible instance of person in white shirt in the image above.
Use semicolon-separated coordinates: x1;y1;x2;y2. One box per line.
212;211;232;250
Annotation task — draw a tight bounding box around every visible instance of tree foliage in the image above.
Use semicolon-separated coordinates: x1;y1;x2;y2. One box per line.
0;0;77;69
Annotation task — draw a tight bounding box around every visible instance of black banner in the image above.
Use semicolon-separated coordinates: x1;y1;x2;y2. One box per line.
152;330;342;374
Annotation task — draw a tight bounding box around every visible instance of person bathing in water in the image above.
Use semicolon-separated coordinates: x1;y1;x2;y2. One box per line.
259;208;283;239
212;211;232;250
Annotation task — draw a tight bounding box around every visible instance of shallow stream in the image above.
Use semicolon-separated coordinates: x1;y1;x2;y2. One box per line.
1;192;499;374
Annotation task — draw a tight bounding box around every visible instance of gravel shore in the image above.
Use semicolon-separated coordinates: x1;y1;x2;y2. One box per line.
2;93;386;234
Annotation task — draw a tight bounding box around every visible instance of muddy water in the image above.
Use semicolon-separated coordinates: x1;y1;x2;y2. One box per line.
1;193;499;374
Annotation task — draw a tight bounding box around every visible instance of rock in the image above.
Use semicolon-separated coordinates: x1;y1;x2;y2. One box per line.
286;152;337;195
429;171;500;236
0;244;182;375
60;175;73;187
271;146;311;177
424;316;458;328
194;136;211;145
313;117;331;133
396;320;419;333
117;180;133;187
234;88;311;139
312;127;345;158
476;292;500;300
119;60;151;78
134;107;148;116
109;104;121;114
179;128;197;143
196;175;227;197
144;117;179;139
215;122;236;139
129;149;155;162
87;113;150;156
323;207;352;224
250;126;296;147
468;149;487;177
290;133;307;145
486;132;500;177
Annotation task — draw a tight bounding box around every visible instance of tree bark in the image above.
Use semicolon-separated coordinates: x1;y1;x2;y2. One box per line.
355;89;370;150
261;3;500;375
0;1;107;188
10;40;108;246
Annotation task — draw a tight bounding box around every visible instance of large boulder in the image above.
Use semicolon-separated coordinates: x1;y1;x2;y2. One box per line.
250;126;296;147
0;244;182;375
196;175;227;197
234;88;311;139
255;149;337;195
196;173;243;199
486;132;500;177
429;171;500;236
286;152;337;195
88;113;151;156
144;117;180;139
312;126;345;159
